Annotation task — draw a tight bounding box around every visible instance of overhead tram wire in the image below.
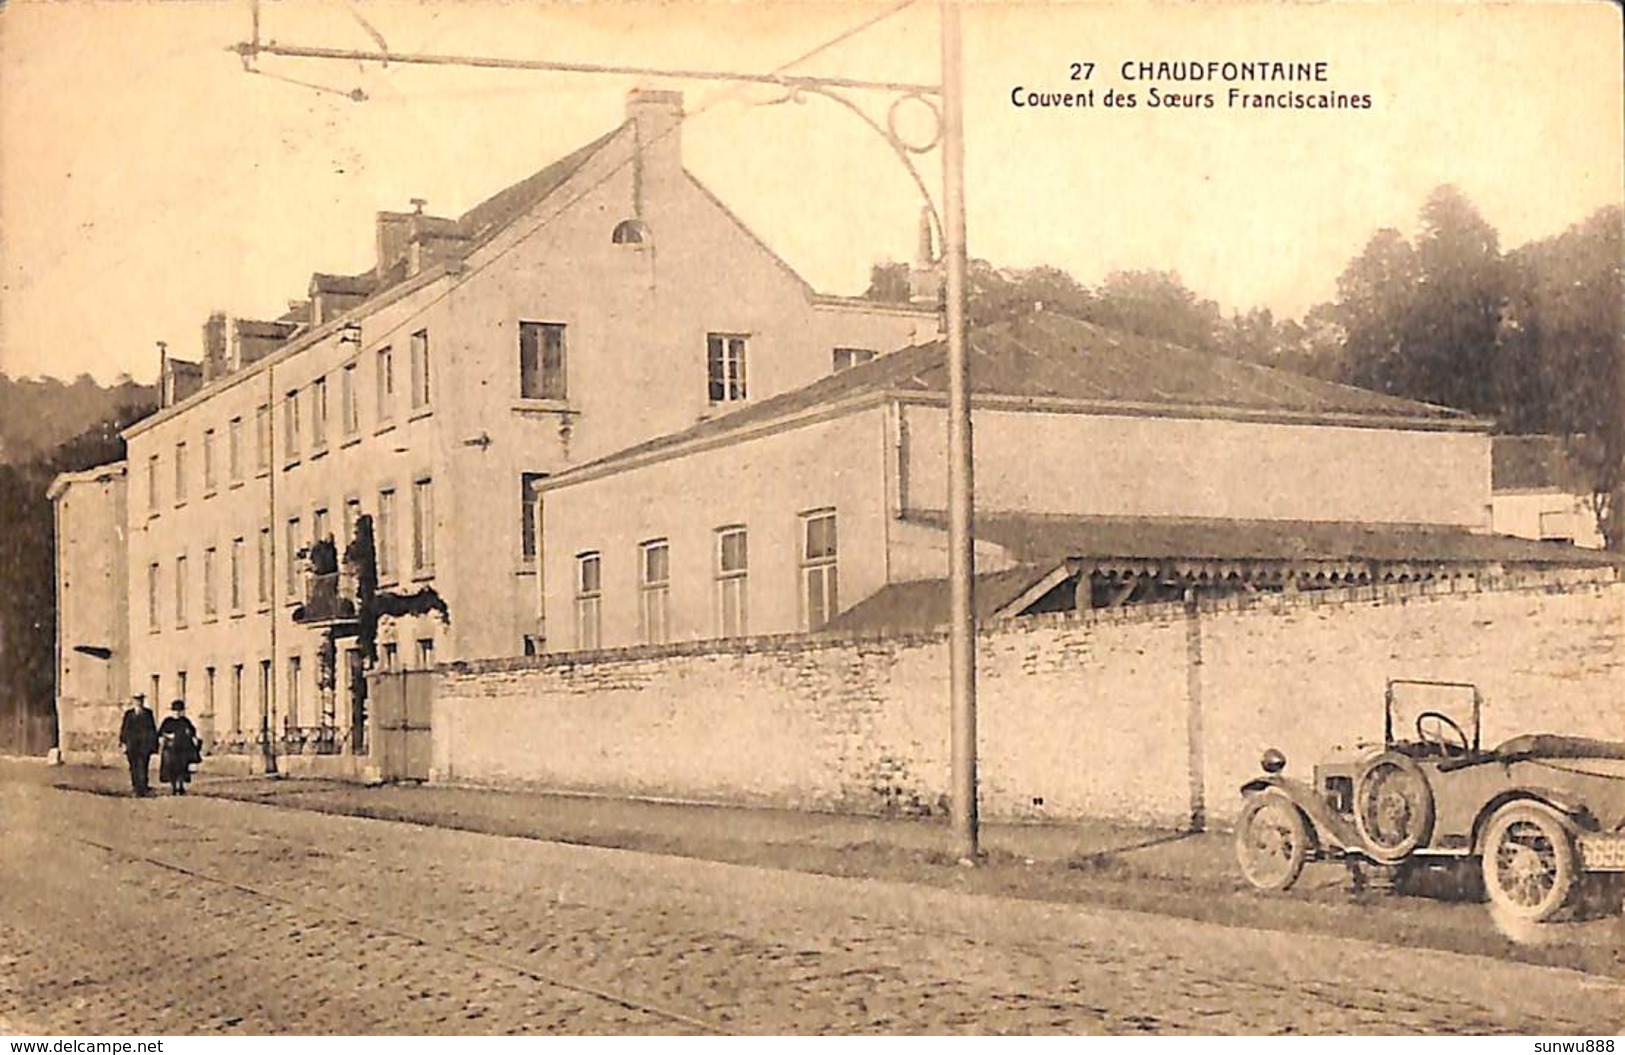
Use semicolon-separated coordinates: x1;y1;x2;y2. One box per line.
226;0;925;402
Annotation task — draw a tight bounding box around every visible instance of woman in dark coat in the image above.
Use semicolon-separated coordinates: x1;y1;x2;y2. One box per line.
157;700;200;795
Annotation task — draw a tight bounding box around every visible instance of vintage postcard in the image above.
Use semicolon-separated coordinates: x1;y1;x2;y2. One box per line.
1;0;1621;1038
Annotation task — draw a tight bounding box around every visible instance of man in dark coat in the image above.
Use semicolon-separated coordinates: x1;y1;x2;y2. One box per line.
118;695;159;796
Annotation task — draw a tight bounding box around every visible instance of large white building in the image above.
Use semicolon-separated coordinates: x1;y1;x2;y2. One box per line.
53;88;935;768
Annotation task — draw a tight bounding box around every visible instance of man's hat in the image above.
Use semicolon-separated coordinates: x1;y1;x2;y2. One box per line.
171;699;186;711
132;693;146;704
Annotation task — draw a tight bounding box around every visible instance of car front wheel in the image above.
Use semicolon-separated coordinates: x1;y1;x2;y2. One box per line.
1480;802;1578;923
1236;794;1310;892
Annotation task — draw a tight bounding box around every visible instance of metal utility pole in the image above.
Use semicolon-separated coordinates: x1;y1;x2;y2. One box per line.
939;0;979;861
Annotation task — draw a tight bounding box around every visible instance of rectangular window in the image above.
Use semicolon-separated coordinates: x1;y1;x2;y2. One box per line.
801;510;838;631
255;404;271;472
257;527;272;606
204;666;216;720
381;642;399;672
174;442;187;505
375;347;395;422
231;664;244;734
258;660;271;733
716;526;748;637
176;670;187;706
833;347;878;372
228;417;244;482
639;539;670;645
314;506;331;545
286;656;302;729
377;489;397;581
519;322;567;400
707;333;748;403
520;472;548;561
284;389;301;459
147;562;160;631
410;329;430;409
312;377;328;450
344;497;362;550
230;537;245;613
150;674;161;710
202;429;217;492
285;517;301;596
412;477;435;574
415;638;435;670
146;454;159;512
574;552;601;651
174;554;188;628
342;363;359;435
202;547;217;619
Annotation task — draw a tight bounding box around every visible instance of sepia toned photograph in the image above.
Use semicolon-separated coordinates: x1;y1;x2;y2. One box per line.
1;0;1621;1038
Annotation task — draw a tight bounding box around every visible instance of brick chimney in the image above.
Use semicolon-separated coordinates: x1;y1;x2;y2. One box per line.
201;312;228;381
626;88;684;194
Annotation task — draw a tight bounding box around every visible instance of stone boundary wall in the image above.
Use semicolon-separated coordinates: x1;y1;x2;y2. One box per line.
434;568;1625;828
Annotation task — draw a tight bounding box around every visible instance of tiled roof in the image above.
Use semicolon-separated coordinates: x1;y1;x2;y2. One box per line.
902;510;1624;568
1492;435;1588;491
823;564;1053;636
562;310;1479;479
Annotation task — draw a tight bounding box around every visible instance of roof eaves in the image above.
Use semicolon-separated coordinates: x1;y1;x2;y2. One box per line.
47;460;128;501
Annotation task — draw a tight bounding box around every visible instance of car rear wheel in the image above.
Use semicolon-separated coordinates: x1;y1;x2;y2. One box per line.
1236;794;1310;891
1480;802;1578;923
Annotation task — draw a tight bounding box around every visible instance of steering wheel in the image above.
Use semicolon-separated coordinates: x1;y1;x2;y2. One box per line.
1414;710;1470;757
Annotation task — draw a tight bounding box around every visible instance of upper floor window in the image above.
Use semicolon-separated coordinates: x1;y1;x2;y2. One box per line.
344;497;362;550
257;527;272;607
174;553;188;627
230;537;245;614
520;472;548;562
575;552;602;651
519;322;567;400
833;347;878;372
410;329;431;409
639;539;670;645
285;516;302;596
376;347;395;422
313;506;331;545
202;547;218;620
255;404;271;472
341;363;359;436
611;219;650;245
202;429;217;493
284;389;302;459
146;454;160;513
228;417;244;483
173;442;188;506
312;377;329;450
716;526;748;638
411;477;435;575
707;333;748;403
800;509;838;631
147;562;160;630
377;489;397;582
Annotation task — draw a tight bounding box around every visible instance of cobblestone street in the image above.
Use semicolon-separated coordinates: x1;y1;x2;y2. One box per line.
1;779;1620;1035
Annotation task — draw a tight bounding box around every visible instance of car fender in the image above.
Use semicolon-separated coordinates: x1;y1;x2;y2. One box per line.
1242;776;1360;852
1471;789;1589;853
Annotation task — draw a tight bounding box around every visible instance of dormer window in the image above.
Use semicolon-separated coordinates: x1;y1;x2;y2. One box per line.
611;219;650;245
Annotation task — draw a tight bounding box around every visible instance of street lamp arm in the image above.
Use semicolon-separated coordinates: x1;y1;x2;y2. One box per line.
230;41;942;97
757;84;944;263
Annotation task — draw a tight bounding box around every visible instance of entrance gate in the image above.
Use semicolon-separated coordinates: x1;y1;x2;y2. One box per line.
368;670;433;782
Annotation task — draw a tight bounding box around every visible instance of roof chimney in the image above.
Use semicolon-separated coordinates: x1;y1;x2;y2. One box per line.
909;207;942;305
626;88;684;193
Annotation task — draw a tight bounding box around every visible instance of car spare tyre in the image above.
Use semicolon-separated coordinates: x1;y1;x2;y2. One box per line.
1353;751;1435;863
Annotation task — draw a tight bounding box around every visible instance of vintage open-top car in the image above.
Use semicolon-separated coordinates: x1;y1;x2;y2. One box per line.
1236;679;1625;922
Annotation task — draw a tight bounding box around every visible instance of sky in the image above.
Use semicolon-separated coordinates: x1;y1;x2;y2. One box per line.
2;0;1620;382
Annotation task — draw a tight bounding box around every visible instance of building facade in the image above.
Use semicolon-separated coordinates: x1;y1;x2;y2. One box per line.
91;89;934;770
533;310;1578;652
48;463;129;762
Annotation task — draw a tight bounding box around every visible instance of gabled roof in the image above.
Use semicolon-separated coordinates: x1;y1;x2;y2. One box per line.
455;126;623;254
557;309;1483;483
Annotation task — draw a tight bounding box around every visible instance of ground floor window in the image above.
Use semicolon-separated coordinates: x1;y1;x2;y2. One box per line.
716;526;748;637
575;552;602;650
800;510;838;631
639;540;670;645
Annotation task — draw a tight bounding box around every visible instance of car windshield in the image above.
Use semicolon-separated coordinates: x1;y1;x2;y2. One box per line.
1387;680;1479;749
